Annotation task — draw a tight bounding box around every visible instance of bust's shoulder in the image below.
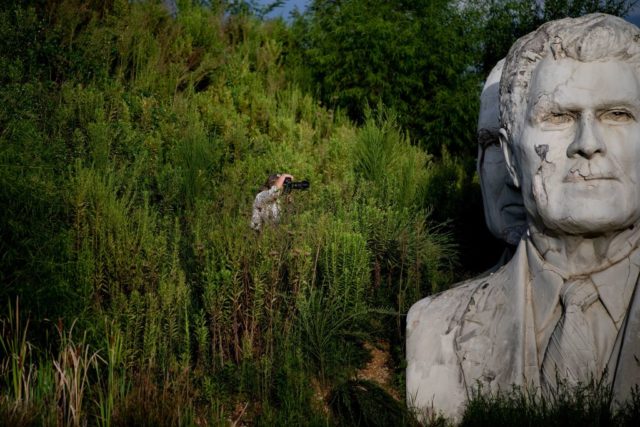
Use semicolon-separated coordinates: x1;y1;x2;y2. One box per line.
407;280;475;326
406;264;519;374
405;273;500;419
407;268;510;332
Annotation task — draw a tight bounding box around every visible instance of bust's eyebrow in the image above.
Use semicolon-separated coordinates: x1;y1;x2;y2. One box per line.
529;92;640;121
593;101;640;112
527;95;562;122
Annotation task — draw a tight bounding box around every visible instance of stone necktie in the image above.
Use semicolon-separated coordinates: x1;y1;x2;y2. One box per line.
541;278;603;392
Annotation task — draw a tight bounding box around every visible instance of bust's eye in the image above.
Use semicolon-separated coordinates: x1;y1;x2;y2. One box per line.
600;109;634;123
478;135;499;149
477;129;499;148
543;112;574;125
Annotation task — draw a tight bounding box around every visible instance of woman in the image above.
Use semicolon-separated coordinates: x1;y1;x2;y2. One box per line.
250;173;293;231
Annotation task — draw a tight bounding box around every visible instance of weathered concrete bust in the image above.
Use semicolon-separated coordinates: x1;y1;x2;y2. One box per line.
407;14;640;421
477;59;526;253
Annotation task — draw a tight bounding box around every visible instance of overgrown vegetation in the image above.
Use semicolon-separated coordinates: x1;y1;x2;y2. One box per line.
289;0;639;271
461;381;640;427
1;0;638;425
0;1;451;424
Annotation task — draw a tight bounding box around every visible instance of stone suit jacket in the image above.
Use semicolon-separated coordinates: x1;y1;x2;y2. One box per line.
406;238;640;421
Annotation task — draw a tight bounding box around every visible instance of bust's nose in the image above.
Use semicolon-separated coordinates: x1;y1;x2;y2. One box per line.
566;113;606;159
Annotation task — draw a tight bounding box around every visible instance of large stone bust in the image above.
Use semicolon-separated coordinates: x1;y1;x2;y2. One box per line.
407;14;640;420
477;59;526;270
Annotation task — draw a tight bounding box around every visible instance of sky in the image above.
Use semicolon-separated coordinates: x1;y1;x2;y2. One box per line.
261;0;309;19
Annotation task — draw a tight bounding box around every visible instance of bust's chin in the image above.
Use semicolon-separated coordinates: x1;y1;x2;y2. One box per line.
530;181;640;234
503;225;527;246
538;213;638;237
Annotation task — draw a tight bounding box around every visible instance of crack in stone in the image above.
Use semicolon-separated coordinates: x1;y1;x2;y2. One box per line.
535;144;549;162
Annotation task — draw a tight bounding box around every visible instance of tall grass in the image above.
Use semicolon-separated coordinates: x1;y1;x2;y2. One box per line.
461;381;640;427
0;1;465;425
53;322;102;427
0;299;37;421
95;321;127;427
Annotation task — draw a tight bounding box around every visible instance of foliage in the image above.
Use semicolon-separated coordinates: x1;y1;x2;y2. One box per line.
0;1;454;424
287;0;638;276
461;381;640;426
476;0;638;75
2;0;639;424
287;1;638;276
420;151;504;275
225;0;286;18
289;0;483;156
328;379;414;426
291;0;636;154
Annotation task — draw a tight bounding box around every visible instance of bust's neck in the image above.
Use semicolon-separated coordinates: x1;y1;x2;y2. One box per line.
528;223;640;278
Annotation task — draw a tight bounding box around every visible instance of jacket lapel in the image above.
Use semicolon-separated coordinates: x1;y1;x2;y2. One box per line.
456;239;540;394
610;265;640;403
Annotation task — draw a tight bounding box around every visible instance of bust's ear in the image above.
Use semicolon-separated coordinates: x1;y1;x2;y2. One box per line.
500;128;520;189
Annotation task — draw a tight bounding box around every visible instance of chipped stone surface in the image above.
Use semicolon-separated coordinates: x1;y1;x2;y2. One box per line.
408;14;640;421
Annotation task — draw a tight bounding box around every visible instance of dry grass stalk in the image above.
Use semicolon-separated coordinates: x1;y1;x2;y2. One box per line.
53;321;103;427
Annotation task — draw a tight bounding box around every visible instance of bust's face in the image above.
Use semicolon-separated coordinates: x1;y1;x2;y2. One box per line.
478;81;526;245
512;56;640;234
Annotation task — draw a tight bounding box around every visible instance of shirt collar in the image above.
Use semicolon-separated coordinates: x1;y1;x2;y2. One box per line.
526;232;640;334
526;238;563;339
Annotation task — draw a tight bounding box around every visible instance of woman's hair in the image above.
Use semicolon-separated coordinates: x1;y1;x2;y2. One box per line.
263;174;280;190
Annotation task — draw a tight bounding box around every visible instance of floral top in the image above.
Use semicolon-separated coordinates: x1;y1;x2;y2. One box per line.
250;186;281;231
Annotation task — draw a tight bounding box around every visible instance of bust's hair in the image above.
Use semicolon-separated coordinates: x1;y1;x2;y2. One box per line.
500;13;640;141
478;58;504;134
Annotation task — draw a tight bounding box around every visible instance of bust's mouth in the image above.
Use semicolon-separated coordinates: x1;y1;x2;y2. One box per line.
501;203;525;212
563;169;618;183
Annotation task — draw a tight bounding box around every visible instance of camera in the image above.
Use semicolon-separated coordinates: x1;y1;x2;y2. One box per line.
283;177;310;194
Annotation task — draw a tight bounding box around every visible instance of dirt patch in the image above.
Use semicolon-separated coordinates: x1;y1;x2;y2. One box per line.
311;377;331;415
357;340;400;400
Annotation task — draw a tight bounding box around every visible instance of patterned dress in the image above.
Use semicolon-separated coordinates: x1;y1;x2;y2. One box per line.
250;186;281;231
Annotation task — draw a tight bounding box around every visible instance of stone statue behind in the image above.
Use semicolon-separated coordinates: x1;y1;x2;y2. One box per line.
407;13;640;421
477;59;526;270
